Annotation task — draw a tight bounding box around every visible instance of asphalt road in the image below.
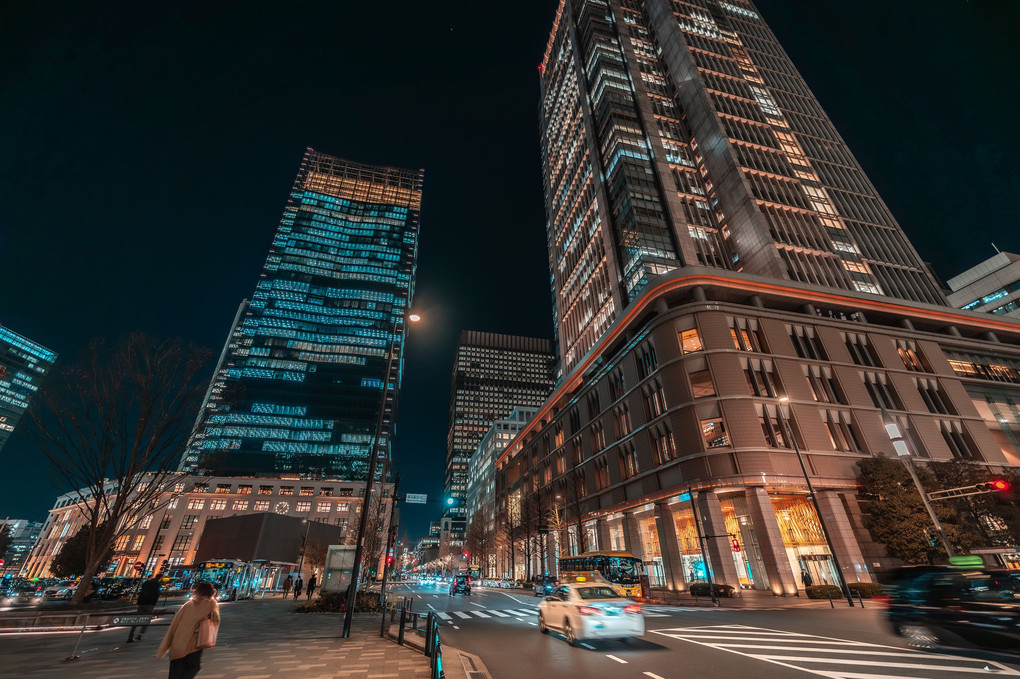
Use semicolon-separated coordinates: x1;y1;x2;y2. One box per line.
395;582;1020;679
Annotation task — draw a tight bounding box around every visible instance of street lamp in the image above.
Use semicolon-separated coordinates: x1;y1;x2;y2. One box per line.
777;397;855;607
342;311;420;638
879;408;955;558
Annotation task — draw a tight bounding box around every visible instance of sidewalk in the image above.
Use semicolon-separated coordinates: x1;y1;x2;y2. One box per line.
5;598;435;678
644;587;864;609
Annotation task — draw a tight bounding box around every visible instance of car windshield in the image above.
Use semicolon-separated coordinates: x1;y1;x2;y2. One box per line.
576;586;620;600
603;557;641;585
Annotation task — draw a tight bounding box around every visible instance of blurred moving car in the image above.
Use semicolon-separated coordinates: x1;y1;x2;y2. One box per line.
883;566;1019;653
43;580;78;600
533;576;558;597
538;584;644;646
2;584;44;607
449;575;471;596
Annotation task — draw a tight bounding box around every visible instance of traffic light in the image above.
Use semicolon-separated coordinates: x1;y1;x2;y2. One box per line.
977;479;1011;493
463;552;469;560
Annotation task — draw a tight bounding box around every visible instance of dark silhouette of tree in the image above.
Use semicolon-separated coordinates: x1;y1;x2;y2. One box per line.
28;333;211;604
929;460;1020;546
51;524;113;578
0;524;12;564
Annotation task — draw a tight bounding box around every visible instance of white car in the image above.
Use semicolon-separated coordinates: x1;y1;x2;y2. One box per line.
538;584;644;645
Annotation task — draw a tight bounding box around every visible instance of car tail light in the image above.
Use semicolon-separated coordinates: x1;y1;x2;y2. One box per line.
624;604;641;614
576;605;600;616
872;595;890;608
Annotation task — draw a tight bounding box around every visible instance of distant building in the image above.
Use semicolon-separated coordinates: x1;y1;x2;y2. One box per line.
184;149;424;480
465;407;536;577
1;519;44;575
22;474;392;579
444;332;555;537
946;252;1020;318
0;325;56;453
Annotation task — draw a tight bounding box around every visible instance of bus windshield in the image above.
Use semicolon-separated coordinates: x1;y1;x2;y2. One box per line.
603;556;641;585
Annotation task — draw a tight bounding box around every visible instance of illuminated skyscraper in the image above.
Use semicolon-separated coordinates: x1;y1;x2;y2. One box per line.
541;0;946;373
444;332;555;534
0;325;56;453
185;149;423;479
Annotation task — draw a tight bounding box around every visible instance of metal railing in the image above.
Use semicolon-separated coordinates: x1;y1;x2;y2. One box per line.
383;598;444;679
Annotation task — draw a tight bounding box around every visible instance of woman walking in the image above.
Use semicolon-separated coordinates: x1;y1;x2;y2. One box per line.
157;581;220;679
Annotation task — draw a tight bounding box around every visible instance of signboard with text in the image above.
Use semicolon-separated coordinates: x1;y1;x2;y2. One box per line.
405;493;427;504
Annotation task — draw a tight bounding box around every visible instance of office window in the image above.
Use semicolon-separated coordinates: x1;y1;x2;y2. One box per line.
152;535;164;551
237;485;252;495
215;484;232;494
700;418;729;448
337;503;351;512
209;499;227;511
160;515;173;530
862;372;901;409
743;358;780;397
845;333;878;367
556;450;566;475
821;410;862;452
132;535;145;551
338;488;354;497
612;404;632;439
619;445;639;480
181;515;199;529
804;365;845;404
571;437;584;466
186;499;204;510
688;358;716;398
232;500;249;511
192;483;209;493
171;535;191;552
644;379;667;418
296;502;311;512
896;340;931;372
591;422;606;452
253;500;270;511
789;325;826;360
679;328;704;354
940;421;980;460
139;515;153;530
258;485;274;495
114;535;130;551
651;425;677;465
637;342;658;378
608;370;626;401
594;457;611;490
574;471;588;499
280;486;294;496
587;392;601;419
916;378;955;415
757;405;791;448
730;317;766;352
299;487;314;497
319;487;334;497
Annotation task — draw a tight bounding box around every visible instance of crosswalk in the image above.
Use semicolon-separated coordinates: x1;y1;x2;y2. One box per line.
428;604;702;622
652;624;1020;678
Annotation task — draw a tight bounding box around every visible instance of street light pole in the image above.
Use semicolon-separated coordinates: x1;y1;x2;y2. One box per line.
378;473;400;636
342;312;417;638
880;408;955;558
778;397;855;607
297;518;312;578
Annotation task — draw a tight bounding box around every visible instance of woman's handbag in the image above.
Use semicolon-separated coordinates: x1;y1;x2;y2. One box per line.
196;617;218;649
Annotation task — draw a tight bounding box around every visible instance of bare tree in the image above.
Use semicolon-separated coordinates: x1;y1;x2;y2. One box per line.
359;494;389;581
464;510;495;576
28;334;211;604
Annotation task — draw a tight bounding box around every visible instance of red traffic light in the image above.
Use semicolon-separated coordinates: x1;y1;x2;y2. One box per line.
992;479;1010;492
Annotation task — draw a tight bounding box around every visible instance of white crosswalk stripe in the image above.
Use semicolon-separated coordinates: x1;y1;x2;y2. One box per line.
435;612;451;620
488;610;510;617
472;610;491;618
453;611;472;619
652;625;1020;678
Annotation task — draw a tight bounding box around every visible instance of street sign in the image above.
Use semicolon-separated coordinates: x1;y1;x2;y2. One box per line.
133;563;143;571
111;615;153;627
405;493;427;504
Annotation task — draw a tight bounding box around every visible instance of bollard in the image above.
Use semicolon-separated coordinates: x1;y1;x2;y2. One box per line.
826;589;834;609
856;591;865;608
398;608;406;646
64;615;90;662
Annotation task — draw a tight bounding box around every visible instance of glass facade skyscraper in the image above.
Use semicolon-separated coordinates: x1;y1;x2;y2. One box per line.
541;0;946;373
0;325;56;454
185;149;423;479
445;332;556;534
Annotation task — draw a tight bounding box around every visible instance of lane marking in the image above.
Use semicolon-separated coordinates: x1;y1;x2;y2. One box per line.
427;604;437;611
488;610;509;617
470;602;487;608
454;611;472;619
501;592;533;605
452;625;460;630
436;612;452;620
527;622;537;626
605;654;628;664
580;643;595;650
644;674;666;679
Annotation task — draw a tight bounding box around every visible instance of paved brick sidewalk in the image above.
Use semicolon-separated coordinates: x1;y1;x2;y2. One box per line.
4;598;432;678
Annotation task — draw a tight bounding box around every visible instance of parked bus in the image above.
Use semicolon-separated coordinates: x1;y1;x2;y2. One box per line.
557;551;643;597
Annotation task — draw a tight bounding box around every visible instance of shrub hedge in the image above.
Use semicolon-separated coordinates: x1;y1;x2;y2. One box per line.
689;582;738;598
295;591;382;613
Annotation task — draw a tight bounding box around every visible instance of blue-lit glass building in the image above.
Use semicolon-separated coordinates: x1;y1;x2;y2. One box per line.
0;325;57;453
184;149;423;479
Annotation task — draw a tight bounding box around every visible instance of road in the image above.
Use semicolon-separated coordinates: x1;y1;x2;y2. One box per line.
395;581;1020;679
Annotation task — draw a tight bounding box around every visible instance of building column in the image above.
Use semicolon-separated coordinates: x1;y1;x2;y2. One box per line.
596;518;612;552
745;487;798;596
695;491;741;589
815;491;872;584
730;494;769;591
655;502;686;591
621;511;643;559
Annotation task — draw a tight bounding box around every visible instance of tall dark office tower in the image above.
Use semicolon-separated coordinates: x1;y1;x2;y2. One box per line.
444;332;556;532
185;149;423;479
541;0;945;372
0;325;56;453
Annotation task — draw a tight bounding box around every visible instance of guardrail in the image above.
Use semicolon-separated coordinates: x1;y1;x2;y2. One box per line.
383;598;444;678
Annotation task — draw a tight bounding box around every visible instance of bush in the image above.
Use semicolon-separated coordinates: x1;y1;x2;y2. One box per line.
847;582;883;598
688;582;738;598
805;585;843;599
295;590;381;613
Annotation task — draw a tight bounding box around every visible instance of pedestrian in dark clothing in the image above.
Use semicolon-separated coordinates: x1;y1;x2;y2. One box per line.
281;575;292;598
306;574;317;599
801;569;813;587
128;576;162;643
293;577;303;600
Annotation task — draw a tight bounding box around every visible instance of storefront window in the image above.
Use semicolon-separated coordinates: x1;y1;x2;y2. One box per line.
772;495;837;588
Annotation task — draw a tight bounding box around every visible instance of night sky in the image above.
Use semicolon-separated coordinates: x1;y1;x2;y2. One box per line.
1;1;1017;540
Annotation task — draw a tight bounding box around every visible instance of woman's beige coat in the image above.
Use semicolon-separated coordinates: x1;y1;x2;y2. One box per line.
156;596;220;660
